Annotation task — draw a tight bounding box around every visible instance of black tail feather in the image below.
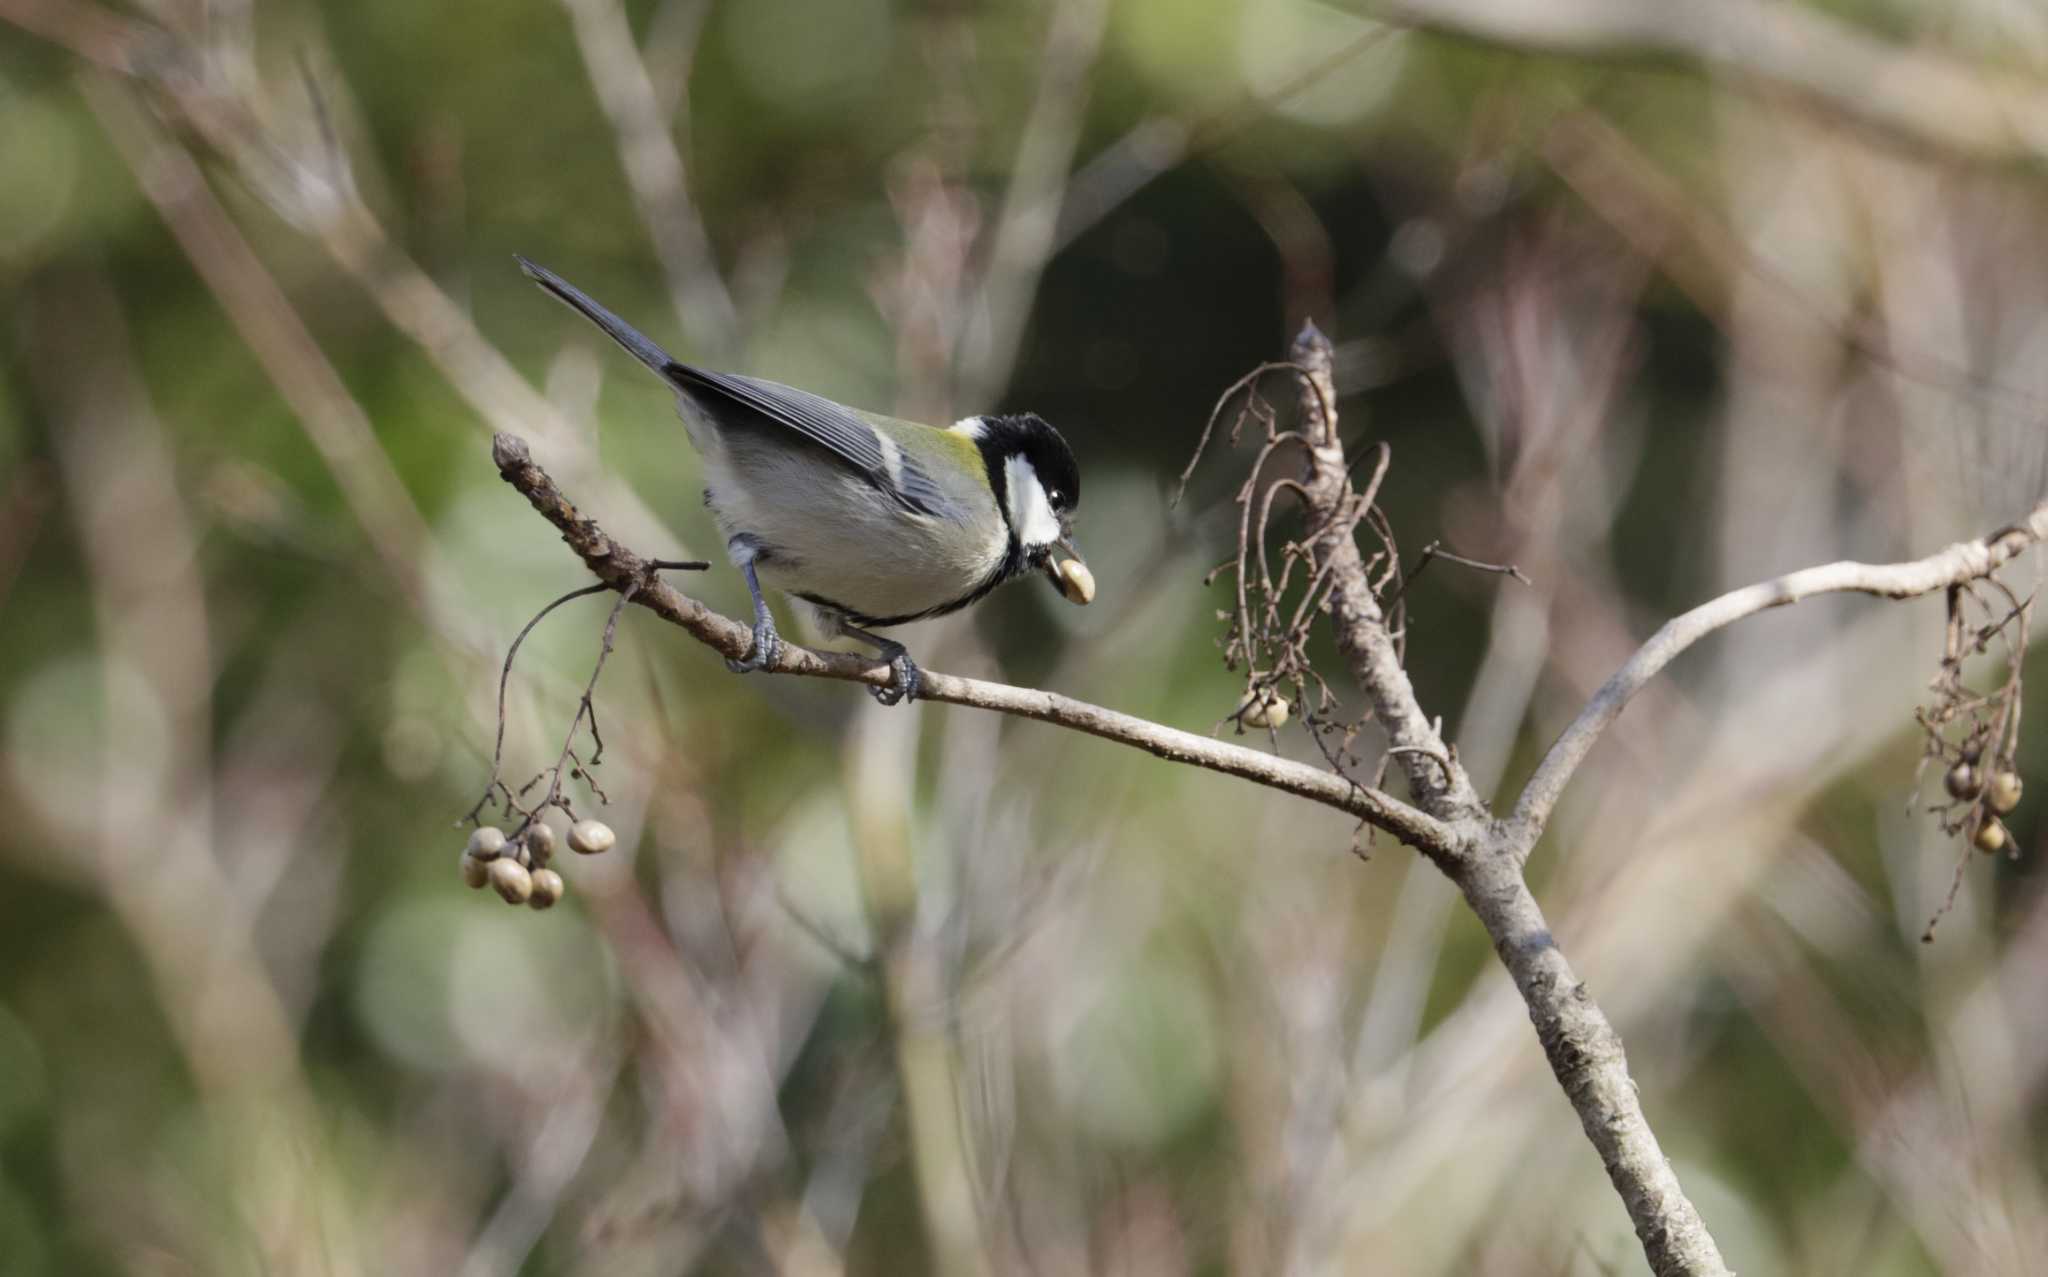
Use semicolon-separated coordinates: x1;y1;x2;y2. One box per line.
516;255;679;377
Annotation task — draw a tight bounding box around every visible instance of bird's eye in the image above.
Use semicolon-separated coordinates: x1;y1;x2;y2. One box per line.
1048;489;1064;507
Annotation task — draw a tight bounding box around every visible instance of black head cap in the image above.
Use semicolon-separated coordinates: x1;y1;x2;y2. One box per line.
975;412;1081;517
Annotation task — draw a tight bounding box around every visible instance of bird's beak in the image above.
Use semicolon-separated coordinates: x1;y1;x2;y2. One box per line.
1045;538;1094;605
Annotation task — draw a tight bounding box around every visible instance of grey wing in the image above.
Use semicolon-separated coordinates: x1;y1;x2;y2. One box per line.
674;368;961;520
514;257;963;518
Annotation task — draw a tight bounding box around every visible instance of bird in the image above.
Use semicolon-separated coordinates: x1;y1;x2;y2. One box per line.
517;256;1092;705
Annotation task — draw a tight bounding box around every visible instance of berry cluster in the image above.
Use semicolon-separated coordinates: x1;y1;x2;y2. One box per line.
459;817;616;909
1943;755;2025;856
1236;687;1291;731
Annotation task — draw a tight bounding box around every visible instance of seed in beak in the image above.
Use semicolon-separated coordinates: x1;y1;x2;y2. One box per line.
1056;557;1095;605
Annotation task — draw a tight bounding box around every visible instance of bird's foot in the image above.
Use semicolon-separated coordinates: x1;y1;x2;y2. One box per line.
868;649;921;706
726;616;782;674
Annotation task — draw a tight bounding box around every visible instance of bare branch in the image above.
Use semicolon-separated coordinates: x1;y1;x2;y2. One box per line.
1511;500;2048;843
1270;322;1730;1276
489;432;1456;853
1452;854;1732;1276
1290;322;1484;813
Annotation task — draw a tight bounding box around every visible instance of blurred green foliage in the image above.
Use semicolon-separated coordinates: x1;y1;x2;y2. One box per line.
3;2;2047;1275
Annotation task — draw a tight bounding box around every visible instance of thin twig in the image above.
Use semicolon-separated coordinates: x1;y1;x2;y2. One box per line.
464;582;610;827
1381;539;1532;612
465;556;709;835
534;579;641;820
1174;362;1307;506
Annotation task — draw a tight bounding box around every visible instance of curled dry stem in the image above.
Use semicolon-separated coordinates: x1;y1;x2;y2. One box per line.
462;561;708;859
465;581;609;824
1182;357;1441;843
1915;576;2032;940
1183;361;1429;796
1173;362;1312;507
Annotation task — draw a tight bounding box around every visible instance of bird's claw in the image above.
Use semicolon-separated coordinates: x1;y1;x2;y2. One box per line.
726;618;782;674
868;651;921;706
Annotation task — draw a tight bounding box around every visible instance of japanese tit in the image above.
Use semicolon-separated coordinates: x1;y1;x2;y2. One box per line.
518;257;1091;705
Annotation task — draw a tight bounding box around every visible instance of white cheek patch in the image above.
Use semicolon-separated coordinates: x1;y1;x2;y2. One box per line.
1005;455;1064;550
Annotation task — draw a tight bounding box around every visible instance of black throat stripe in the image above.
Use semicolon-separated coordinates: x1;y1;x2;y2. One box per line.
795;534;1031;629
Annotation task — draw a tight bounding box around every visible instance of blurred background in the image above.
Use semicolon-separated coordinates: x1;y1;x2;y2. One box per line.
4;1;2048;1273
